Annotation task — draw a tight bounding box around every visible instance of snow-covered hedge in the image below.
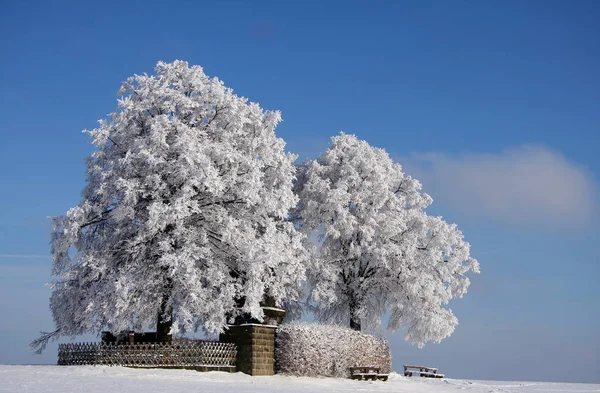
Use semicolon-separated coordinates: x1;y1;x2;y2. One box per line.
276;323;391;377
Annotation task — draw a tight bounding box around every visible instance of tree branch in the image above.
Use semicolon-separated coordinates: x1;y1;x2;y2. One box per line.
29;329;60;355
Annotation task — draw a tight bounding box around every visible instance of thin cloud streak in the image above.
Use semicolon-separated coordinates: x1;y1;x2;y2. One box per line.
402;145;599;231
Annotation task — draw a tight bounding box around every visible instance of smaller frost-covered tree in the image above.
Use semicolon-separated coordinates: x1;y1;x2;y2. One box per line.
295;133;479;346
33;60;306;351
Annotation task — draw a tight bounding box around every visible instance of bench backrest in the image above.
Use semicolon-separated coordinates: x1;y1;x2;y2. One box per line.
403;365;438;372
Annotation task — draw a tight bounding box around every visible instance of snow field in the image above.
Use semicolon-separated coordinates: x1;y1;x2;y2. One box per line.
1;366;598;393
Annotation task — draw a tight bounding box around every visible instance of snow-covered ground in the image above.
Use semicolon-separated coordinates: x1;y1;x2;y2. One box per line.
0;366;598;393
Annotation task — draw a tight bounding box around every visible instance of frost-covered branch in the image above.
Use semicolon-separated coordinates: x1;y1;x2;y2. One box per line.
38;60;308;351
295;133;479;346
29;329;60;355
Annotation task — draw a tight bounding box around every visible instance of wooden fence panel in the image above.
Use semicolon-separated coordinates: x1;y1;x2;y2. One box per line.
57;341;236;369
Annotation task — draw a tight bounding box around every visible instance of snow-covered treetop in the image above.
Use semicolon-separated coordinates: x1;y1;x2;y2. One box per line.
296;133;479;346
46;60;307;343
33;61;479;354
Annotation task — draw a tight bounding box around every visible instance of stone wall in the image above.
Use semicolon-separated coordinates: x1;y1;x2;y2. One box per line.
220;324;276;376
276;323;391;377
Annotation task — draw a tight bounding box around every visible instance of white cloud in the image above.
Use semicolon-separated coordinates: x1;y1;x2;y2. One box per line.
402;145;599;230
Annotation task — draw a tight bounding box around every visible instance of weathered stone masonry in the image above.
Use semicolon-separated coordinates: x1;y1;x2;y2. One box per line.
219;307;285;376
220;324;276;376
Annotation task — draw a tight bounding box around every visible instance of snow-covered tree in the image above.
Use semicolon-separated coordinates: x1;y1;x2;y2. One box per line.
295;133;479;346
34;60;306;351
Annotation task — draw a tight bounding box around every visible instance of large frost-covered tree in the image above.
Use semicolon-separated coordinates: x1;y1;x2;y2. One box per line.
295;133;479;346
35;60;306;350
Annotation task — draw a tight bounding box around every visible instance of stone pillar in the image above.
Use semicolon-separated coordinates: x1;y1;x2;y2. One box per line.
220;324;276;375
219;307;285;376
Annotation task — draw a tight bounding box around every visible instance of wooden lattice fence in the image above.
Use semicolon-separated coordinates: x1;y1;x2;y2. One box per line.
57;341;236;369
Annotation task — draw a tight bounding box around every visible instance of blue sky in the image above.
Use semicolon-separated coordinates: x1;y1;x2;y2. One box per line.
1;0;599;384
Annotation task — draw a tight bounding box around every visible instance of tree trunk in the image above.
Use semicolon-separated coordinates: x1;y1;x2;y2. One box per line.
156;277;173;343
349;298;361;331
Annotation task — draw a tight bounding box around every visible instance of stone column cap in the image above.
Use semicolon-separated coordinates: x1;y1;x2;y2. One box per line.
260;306;286;312
226;323;278;328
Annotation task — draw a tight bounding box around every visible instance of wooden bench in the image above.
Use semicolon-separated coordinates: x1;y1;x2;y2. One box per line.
403;365;444;378
349;366;389;381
